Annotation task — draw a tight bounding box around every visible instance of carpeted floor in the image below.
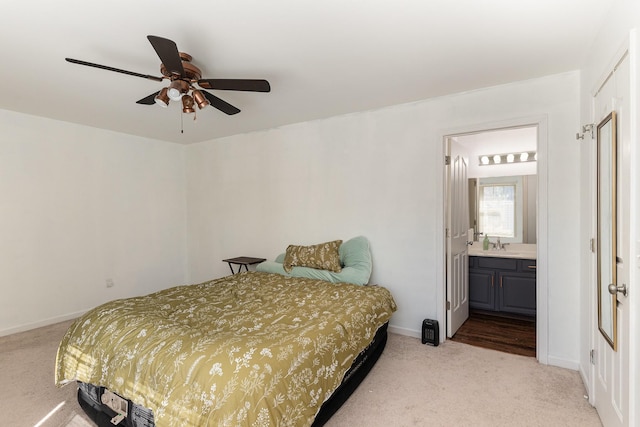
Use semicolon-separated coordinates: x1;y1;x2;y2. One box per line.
65;414;93;427
0;320;83;427
0;320;601;427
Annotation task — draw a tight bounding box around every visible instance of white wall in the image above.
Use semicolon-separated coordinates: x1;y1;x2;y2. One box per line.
0;110;188;335
186;71;581;367
0;70;583;368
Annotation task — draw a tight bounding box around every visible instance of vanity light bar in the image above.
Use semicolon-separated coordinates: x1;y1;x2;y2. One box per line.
479;151;537;166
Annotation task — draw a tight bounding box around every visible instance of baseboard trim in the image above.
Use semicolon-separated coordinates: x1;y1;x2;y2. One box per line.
0;310;87;337
579;363;594;405
388;324;420;339
547;355;580;371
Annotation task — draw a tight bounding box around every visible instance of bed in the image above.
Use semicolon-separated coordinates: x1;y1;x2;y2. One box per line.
56;238;396;427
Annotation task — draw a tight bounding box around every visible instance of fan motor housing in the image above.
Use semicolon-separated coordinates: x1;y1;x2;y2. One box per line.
160;52;201;81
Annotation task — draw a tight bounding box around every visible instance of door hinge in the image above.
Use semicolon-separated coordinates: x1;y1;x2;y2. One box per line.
590;349;596;365
445;155;451;166
446;301;451;310
590;238;596;253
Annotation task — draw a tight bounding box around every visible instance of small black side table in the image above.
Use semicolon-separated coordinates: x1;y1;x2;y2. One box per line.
223;256;266;274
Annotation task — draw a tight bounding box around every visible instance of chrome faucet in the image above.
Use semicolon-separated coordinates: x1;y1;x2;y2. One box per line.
487;237;510;250
495;238;509;250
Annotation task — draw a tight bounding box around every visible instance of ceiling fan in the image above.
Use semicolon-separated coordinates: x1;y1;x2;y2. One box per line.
66;35;270;116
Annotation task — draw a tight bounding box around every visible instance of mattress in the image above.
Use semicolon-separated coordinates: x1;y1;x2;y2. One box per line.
56;271;397;426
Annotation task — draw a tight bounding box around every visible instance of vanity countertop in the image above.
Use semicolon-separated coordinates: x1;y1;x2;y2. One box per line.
468;243;537;260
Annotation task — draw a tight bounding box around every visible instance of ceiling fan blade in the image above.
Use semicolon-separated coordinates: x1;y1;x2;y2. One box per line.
65;58;163;82
147;35;185;77
198;79;271;92
136;91;160;105
202;90;241;115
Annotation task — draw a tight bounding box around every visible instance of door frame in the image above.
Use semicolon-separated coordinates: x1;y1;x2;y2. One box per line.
439;115;549;363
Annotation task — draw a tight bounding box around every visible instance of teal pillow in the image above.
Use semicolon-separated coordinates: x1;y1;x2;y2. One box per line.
339;236;372;276
256;261;335;282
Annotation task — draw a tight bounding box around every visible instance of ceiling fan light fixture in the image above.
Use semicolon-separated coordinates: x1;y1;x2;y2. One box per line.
167;80;189;101
66;36;271;122
192;90;209;109
182;94;195;114
154;87;170;107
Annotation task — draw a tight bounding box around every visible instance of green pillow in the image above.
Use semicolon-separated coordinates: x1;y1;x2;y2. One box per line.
339;236;372;276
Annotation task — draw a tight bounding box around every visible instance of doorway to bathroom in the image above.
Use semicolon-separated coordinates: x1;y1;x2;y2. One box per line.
444;123;543;358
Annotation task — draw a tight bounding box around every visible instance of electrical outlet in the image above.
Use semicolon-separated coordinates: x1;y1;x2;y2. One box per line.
106;278;114;288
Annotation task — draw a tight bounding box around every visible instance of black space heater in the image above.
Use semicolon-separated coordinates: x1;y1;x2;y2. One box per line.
421;319;439;346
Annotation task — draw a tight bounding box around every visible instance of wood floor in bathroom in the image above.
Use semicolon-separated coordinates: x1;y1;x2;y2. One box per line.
451;310;536;357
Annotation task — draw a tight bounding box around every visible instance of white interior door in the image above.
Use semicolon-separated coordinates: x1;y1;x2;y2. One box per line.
592;50;630;427
446;138;470;337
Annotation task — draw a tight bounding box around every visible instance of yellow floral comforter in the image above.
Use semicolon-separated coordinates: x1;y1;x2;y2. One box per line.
56;271;397;427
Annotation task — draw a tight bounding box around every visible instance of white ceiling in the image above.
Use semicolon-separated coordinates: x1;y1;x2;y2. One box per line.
1;0;613;144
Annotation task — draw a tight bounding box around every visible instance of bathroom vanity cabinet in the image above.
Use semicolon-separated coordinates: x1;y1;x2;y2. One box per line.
469;256;536;317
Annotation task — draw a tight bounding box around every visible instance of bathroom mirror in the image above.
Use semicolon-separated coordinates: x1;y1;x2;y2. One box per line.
597;111;617;350
468;175;537;243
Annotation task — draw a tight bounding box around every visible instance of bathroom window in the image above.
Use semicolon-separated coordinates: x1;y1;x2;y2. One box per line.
471;175;532;243
478;183;516;239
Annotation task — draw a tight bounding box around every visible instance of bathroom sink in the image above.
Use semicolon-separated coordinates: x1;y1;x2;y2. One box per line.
468;244;537;260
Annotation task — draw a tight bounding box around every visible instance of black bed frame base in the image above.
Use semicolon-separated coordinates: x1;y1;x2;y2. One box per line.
77;322;389;427
77;393;127;427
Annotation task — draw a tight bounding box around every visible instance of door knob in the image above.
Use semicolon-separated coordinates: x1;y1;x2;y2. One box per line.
608;283;628;297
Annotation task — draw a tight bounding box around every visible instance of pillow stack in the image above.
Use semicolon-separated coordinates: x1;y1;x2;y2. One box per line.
257;236;372;285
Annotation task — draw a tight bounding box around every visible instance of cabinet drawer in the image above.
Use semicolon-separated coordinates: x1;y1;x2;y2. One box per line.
477;257;517;271
518;259;537;272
